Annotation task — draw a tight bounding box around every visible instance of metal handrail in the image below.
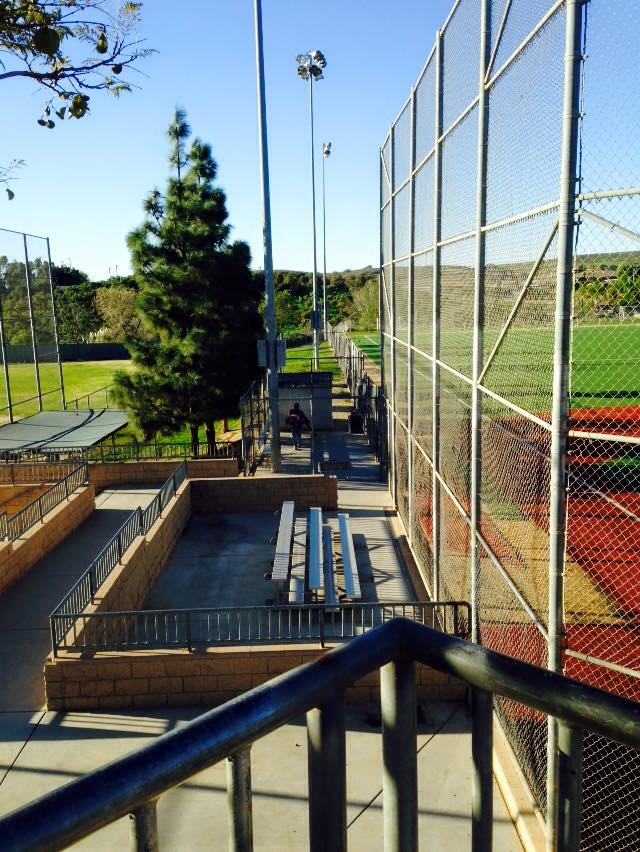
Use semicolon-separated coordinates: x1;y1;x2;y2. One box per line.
50;462;188;649
1;619;639;851
3;463;88;542
49;600;470;654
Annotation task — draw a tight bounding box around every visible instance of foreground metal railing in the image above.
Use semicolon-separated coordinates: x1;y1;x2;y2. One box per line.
2;619;639;852
1;463;88;542
50;600;469;654
50;462;187;651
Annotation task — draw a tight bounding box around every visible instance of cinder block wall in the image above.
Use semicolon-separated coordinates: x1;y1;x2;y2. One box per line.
88;458;238;493
190;474;338;513
0;486;95;596
45;645;466;711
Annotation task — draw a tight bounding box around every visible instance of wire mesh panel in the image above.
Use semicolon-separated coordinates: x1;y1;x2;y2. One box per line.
380;1;639;845
563;3;640;848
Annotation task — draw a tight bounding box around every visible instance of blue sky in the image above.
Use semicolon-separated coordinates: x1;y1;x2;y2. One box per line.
0;0;452;279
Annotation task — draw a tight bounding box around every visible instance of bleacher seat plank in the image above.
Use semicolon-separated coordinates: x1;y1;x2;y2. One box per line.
308;507;324;590
272;501;295;583
338;512;361;599
289;517;307;604
322;524;338;606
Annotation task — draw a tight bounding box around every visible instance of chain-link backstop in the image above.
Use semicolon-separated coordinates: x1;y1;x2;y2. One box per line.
380;0;639;847
0;227;65;422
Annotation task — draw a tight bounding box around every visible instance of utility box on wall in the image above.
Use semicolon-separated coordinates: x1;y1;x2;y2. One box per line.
278;372;333;430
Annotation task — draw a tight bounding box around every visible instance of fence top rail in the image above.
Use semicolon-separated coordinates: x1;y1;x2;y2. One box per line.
2;619;638;851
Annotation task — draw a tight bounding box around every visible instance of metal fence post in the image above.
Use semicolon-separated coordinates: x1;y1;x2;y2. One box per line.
389;122;397;506
381;659;417;852
22;235;43;413
129;800;159;852
470;0;490;644
45;237;66;410
226;747;253;852
407;86;417;547
431;30;443;601
546;2;584;846
0;295;13;423
307;698;347;852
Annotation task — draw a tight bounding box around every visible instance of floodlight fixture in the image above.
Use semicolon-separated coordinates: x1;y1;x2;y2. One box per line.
293;49;328;365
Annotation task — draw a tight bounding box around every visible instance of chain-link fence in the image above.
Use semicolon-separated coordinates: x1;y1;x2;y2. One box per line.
0;228;65;422
380;0;639;847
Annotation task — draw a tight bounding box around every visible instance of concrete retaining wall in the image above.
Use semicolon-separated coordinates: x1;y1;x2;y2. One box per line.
0;484;52;517
190;474;337;513
88;458;238;493
0;486;95;596
44;645;465;711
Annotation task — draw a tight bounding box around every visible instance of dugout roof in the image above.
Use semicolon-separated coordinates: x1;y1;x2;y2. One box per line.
0;409;128;451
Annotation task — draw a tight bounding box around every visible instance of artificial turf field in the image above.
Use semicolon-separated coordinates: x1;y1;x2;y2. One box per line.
351;322;640;413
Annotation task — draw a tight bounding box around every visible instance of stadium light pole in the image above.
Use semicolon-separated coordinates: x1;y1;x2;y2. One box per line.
321;141;331;338
295;50;327;367
253;0;281;472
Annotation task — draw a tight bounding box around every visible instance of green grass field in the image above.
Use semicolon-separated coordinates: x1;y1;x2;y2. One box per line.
284;341;343;380
0;360;133;418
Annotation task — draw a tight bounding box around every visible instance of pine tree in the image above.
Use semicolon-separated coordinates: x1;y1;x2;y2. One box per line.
114;108;262;451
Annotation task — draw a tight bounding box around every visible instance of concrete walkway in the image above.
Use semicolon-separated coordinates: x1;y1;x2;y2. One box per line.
0;436;523;848
0;485;159;790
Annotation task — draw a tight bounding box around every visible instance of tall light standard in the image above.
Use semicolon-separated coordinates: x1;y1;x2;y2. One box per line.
253;0;280;471
295;50;327;366
321;141;331;338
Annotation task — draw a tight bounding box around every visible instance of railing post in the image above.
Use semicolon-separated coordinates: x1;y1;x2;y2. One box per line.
117;532;123;563
39;497;44;523
129;800;159;852
186;610;193;652
307;697;347;852
557;723;583;852
63;474;69;500
381;659;417;852
471;687;493;852
226;747;254;852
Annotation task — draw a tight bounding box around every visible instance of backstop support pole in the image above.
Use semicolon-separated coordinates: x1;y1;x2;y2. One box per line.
546;1;584;846
46;238;66;411
431;31;443;601
407;87;416;546
470;0;490;644
22;235;43;413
